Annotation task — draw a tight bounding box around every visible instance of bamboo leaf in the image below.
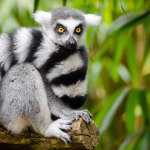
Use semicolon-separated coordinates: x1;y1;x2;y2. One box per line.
33;0;40;13
140;131;150;150
62;0;67;6
118;64;131;84
139;89;149;126
93;87;126;126
88;60;103;89
95;9;150;59
108;9;150;36
126;37;139;88
99;0;105;3
142;17;150;66
120;0;129;18
132;132;146;150
112;36;126;82
99;87;130;135
125;89;139;134
119;130;143;150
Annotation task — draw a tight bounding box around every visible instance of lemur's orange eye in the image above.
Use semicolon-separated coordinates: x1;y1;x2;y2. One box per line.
76;28;81;33
58;28;64;33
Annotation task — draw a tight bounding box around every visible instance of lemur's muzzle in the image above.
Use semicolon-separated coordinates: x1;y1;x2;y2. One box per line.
65;36;77;49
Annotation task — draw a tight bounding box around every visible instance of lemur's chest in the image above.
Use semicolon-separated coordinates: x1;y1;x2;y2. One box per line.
43;48;88;107
46;52;84;82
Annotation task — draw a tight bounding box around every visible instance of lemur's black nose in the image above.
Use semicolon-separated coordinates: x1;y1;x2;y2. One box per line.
69;36;77;48
65;36;77;49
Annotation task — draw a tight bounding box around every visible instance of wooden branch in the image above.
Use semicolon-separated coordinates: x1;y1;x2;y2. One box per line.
0;118;100;150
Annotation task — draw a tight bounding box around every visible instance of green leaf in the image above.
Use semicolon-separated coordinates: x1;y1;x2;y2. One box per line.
108;9;150;36
88;60;103;89
99;0;105;3
132;132;146;150
94;37;113;60
119;129;143;150
112;36;126;82
33;0;40;13
118;64;131;84
62;0;67;6
126;37;139;88
142;17;150;66
120;0;129;18
125;89;139;134
99;87;130;135
87;1;107;51
95;9;150;59
93;87;128;126
139;89;149;126
140;131;150;150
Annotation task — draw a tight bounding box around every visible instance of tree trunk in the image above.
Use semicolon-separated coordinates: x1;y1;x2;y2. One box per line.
0;118;100;150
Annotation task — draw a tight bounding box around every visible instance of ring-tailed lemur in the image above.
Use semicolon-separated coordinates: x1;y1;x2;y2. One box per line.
0;7;101;142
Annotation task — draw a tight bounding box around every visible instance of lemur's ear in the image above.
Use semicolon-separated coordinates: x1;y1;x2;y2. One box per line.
84;14;102;26
33;10;52;26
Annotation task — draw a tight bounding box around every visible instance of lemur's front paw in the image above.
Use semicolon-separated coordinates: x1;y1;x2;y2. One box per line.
72;109;92;124
44;119;72;143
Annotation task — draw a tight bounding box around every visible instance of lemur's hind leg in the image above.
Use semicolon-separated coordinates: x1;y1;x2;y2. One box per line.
0;63;71;142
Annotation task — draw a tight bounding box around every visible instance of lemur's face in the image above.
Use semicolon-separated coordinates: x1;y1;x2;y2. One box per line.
52;18;86;49
33;8;102;49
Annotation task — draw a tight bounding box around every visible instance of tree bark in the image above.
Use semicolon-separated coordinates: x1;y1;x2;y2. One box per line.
0;118;100;150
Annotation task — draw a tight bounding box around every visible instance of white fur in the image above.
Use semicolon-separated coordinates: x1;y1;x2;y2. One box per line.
7;117;30;134
33;68;51;134
14;28;32;63
44;27;62;45
0;34;12;71
33;10;52;26
77;32;86;48
51;79;87;98
46;53;84;81
57;19;82;44
33;33;56;68
84;14;102;26
44;119;71;143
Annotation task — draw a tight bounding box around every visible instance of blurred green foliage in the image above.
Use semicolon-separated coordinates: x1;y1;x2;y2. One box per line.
0;0;150;149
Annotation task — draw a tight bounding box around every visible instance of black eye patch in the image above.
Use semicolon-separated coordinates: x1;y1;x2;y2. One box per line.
55;23;67;34
74;24;83;35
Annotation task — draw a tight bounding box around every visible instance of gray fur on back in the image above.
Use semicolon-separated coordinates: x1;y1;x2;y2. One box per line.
50;7;85;24
0;64;42;125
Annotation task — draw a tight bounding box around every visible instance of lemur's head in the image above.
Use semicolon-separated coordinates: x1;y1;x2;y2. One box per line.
33;7;102;49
